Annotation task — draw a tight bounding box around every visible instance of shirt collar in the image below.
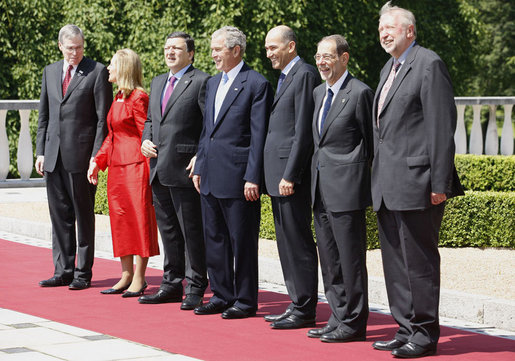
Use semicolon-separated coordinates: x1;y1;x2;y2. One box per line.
326;70;349;95
395;41;416;66
63;60;78;72
223;60;245;82
168;64;191;80
282;56;300;76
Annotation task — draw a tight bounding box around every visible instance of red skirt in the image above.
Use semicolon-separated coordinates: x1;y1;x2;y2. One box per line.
106;161;159;258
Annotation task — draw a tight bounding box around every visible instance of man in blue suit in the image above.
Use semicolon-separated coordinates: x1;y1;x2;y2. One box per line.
193;26;273;319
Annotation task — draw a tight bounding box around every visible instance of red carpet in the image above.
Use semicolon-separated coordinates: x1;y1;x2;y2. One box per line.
1;238;514;360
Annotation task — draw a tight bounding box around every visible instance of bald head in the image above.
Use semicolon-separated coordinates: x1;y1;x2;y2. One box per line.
265;25;297;70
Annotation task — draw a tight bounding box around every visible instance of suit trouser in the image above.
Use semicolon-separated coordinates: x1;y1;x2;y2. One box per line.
313;191;368;334
271;181;318;318
45;154;96;281
151;177;207;296
200;193;260;312
377;202;445;348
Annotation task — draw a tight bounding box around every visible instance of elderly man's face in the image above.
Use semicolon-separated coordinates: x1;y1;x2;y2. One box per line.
59;35;84;66
378;11;414;58
315;39;348;86
211;35;240;73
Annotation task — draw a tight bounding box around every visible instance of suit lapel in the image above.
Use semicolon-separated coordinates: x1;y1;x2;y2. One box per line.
379;45;418;117
151;74;167;122
211;65;248;133
52;61;65;100
313;87;324;141
319;75;352;141
162;66;195;119
272;59;303;108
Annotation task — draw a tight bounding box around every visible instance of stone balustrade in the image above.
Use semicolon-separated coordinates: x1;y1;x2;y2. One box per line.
0;97;513;184
455;96;514;155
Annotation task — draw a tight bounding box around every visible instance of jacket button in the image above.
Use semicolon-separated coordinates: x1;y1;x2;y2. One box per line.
379;138;383;144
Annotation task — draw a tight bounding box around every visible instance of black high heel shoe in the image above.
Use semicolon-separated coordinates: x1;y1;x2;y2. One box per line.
122;282;148;298
100;284;130;295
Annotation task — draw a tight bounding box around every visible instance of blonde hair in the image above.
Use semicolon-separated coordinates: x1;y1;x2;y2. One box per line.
113;48;144;98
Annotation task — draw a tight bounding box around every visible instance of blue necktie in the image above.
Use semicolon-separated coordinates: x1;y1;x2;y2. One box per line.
276;73;286;95
320;88;334;134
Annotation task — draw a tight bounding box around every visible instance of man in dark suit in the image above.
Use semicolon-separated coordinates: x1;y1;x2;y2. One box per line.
139;32;209;310
308;35;373;343
262;25;320;329
36;24;112;290
192;26;273;319
371;2;463;358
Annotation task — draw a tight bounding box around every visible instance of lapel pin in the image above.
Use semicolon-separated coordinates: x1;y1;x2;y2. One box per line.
342;99;346;103
234;88;238;91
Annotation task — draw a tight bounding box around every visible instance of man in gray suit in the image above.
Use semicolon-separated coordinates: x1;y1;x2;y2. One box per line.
36;24;112;290
139;32;209;310
262;25;320;329
308;35;373;343
371;2;463;358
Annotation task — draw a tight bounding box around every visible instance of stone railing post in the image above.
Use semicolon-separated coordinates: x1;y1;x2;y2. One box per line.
500;104;514;155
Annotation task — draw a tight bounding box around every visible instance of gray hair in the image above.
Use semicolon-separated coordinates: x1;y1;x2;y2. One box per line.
318;34;350;56
212;26;246;55
380;1;417;37
58;24;84;43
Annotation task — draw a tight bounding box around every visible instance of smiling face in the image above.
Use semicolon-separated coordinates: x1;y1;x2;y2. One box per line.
210;35;241;73
265;29;295;71
58;35;84;66
378;10;415;59
315;39;348;87
164;37;193;73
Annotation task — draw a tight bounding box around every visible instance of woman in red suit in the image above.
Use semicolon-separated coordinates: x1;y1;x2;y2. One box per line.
88;48;159;297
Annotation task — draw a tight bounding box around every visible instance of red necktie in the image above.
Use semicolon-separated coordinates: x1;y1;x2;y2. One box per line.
161;76;177;115
62;65;73;95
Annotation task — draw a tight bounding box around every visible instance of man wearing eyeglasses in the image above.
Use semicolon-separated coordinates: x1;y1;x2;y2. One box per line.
308;34;373;343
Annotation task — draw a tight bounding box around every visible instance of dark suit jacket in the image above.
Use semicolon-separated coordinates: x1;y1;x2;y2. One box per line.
36;57;112;173
371;44;463;211
142;65;209;187
311;74;374;212
194;63;273;198
263;59;321;197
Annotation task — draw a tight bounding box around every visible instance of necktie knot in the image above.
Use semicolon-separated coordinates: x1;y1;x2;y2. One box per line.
222;73;229;84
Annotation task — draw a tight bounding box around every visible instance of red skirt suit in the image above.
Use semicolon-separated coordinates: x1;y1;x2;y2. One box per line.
95;89;159;257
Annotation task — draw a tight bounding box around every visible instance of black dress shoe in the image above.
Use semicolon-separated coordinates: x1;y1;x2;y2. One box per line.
372;339;406;351
264;308;293;322
68;279;91;290
100;284;130;294
307;324;337;338
181;294;203;310
320;328;366;343
194;302;227;315
138;289;182;304
39;276;72;287
271;315;316;329
391;342;436;358
221;306;256;319
122;283;148;298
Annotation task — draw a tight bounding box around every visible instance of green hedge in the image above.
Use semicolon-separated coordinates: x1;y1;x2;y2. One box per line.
95;174;514;249
455;154;515;192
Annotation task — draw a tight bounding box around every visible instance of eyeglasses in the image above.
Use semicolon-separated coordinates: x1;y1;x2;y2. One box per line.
314;54;337;62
